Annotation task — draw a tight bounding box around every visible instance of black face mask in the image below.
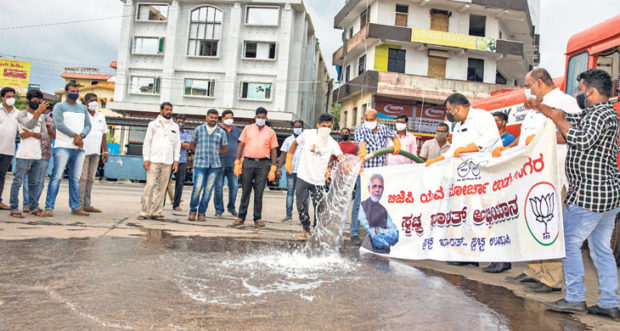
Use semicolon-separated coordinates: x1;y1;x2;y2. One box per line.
29;101;40;110
341;134;349;141
163;113;172;119
446;111;456;122
576;92;587;110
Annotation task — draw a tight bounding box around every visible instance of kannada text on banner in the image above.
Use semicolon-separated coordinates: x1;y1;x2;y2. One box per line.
359;120;565;262
0;58;31;89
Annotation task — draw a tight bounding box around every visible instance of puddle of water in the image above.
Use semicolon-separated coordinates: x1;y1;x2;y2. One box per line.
0;237;587;330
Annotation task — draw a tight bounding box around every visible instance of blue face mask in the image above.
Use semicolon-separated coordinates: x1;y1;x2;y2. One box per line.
67;92;79;101
293;128;303;136
255;118;266;126
523;89;534;100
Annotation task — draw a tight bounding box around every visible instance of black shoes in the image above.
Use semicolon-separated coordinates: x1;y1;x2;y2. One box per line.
587;305;620;320
350;236;361;245
447;262;480;267
526;282;561;293
544;299;587;313
483;262;512;273
506;273;538;284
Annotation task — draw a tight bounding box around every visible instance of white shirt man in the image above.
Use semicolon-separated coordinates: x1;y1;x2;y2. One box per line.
79;100;108;213
446;107;502;156
0;90;21;210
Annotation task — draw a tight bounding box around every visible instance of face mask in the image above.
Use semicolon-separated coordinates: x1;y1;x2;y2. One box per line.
67;92;79;101
28;101;41;110
87;101;98;111
5;97;15;107
446;111;456;122
163;113;172;119
293;128;303;136
524;89;534;100
255;118;266;126
395;123;407;131
341;134;349;141
318;127;331;139
223;118;234;126
364;121;377;131
576;91;587;109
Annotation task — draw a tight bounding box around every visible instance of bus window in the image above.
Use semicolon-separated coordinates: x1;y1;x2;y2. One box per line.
566;52;589;97
596;47;619;98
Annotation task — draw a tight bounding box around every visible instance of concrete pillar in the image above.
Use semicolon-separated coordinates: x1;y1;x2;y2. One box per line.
222;2;242;110
274;3;294;113
114;0;135;102
160;0;180;103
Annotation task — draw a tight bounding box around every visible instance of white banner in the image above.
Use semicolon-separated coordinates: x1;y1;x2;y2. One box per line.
359;121;565;262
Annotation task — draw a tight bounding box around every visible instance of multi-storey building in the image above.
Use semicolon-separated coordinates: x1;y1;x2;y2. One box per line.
109;0;330;146
332;0;540;136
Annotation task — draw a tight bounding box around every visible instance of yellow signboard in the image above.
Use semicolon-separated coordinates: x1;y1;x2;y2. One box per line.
0;58;31;89
411;28;496;52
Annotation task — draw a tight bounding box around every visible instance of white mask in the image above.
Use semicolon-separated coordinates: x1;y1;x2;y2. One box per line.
87;101;98;111
255;118;266;126
364;121;377;131
5;97;15;107
318;127;331;139
223;118;234;126
524;89;534;100
395;123;407;131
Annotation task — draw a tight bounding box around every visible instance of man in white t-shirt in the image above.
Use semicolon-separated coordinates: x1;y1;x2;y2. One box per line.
79;93;108;213
285;113;343;239
9;89;48;217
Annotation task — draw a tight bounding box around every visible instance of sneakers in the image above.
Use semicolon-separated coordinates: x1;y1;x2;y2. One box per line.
506;273;538;284
83;206;102;213
587;305;620;320
350;235;362;245
544;299;587;313
71;208;90;216
41;210;53;217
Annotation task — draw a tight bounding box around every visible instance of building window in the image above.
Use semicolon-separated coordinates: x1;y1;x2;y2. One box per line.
345;65;351;83
244;41;277;60
245;6;279;26
100;99;107;108
348;27;354;39
343;110;348;128
240;82;272;100
360;7;369;30
188;6;223;57
395;4;408;27
352;107;358;127
136;4;168;21
469;15;486;37
430;9;450;32
133;37;165;55
358;55;366;75
496;71;507;84
130;76;160;94
388;49;406;73
467;58;484;82
185;79;215;97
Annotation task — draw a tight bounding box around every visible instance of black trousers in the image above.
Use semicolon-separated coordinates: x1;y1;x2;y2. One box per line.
238;158;270;221
0;154;13;204
295;178;324;232
172;162;187;208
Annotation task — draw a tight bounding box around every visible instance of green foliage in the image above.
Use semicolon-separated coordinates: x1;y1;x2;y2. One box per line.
331;103;341;131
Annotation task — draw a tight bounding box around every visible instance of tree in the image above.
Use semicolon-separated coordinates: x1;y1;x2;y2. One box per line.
331;103;341;131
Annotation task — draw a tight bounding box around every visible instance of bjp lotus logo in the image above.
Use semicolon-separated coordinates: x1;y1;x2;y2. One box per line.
524;182;560;246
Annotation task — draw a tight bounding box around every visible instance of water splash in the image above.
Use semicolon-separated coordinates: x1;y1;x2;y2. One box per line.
305;155;362;254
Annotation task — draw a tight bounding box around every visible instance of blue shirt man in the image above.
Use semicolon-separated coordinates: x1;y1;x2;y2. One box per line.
172;115;192;210
214;110;242;217
188;109;228;220
277;120;305;221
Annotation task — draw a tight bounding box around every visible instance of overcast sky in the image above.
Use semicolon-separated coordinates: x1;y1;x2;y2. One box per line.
1;0;619;93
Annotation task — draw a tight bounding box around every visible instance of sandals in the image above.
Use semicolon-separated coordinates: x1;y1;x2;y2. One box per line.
232;218;245;227
137;215;148;220
29;208;44;217
10;210;25;218
197;214;206;222
188;212;196;221
254;219;265;228
151;215;165;221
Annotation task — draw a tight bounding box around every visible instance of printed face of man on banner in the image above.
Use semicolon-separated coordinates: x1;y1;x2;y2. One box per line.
359;174;400;254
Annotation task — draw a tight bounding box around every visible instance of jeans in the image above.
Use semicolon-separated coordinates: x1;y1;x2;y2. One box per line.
350;176;361;237
563;204;620;308
238;158;270;221
45;148;85;211
34;159;50;209
190;167;220;214
172;162;187;209
214;166;238;216
10;159;44;210
295;178;324;232
0;154;12;204
22;173;29;207
285;173;297;219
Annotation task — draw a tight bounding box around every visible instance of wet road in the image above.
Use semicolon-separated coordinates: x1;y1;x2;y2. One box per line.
0;231;586;330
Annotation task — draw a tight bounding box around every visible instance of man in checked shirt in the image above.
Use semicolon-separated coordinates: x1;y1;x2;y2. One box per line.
533;69;620;320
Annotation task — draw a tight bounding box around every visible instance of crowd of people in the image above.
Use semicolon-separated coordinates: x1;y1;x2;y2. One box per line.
0;67;618;319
